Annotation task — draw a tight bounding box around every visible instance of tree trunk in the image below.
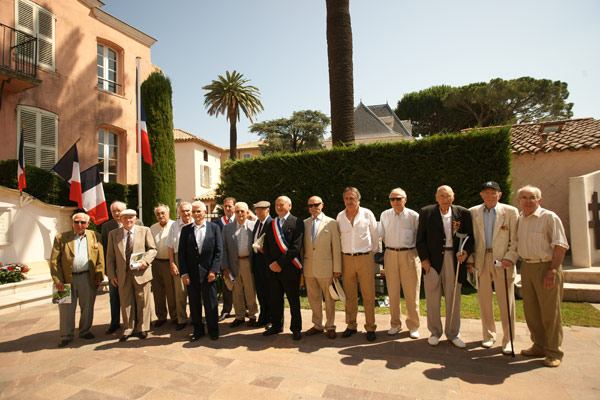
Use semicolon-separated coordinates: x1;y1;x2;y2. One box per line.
229;119;237;160
326;0;355;146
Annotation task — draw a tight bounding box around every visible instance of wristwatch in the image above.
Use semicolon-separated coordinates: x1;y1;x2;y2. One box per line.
550;268;557;274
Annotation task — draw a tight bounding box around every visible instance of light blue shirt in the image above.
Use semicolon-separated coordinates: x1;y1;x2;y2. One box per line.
483;205;497;249
193;221;207;254
72;232;89;273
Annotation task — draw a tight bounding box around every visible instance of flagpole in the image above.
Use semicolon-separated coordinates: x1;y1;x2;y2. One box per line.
136;57;143;222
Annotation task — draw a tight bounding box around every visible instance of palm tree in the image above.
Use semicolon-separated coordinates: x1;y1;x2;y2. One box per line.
203;71;264;160
326;0;355;145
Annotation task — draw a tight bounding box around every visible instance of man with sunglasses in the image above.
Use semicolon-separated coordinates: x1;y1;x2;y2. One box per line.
378;188;421;339
302;196;342;339
50;212;105;347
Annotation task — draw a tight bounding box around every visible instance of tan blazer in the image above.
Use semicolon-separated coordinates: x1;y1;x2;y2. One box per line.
468;202;519;271
301;214;342;279
106;225;157;285
49;229;104;289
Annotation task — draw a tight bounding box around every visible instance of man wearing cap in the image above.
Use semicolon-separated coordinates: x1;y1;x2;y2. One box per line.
252;201;273;328
466;181;519;354
378;188;421;339
221;202;258;327
262;196;304;340
106;209;157;342
516;185;568;367
150;204;176;328
302;195;342;339
416;185;473;348
50;212;104;347
337;187;379;342
215;197;236;321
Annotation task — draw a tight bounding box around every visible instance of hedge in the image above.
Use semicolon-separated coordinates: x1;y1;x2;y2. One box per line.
217;127;512;219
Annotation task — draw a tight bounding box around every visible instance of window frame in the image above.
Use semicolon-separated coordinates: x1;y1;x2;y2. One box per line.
17;105;58;171
97;43;119;94
98;128;119;183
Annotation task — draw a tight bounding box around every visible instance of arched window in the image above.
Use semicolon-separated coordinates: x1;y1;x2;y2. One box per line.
203;149;208;162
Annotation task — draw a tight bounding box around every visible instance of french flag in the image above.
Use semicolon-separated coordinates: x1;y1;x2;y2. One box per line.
52;144;82;208
17;127;26;192
80;163;108;224
138;100;153;165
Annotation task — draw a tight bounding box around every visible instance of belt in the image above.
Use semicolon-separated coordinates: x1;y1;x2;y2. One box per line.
72;270;89;275
444;247;453;251
522;258;552;264
238;255;249;259
155;258;169;262
386;247;415;252
485;249;493;253
343;252;370;257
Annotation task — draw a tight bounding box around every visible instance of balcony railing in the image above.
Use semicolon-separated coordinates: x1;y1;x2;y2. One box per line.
0;22;38;78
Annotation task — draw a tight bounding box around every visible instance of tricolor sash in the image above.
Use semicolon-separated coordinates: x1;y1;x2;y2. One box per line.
273;218;302;269
220;216;229;226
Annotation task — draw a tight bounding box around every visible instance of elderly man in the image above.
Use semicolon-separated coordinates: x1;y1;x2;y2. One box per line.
252;201;273;328
262;196;304;340
517;185;569;368
167;201;192;330
106;209;157;342
466;182;519;354
179;201;223;341
416;185;473;348
337;187;379;342
302;196;341;339
50;213;104;347
378;188;421;339
150;204;176;327
222;202;258;327
215;197;236;321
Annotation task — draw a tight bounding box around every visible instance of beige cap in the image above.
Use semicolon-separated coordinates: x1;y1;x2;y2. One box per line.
254;201;270;209
120;209;137;217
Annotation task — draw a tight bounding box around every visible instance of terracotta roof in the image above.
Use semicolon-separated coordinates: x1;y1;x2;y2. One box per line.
224;140;265;150
194;188;217;201
173;129;225;152
509;118;600;155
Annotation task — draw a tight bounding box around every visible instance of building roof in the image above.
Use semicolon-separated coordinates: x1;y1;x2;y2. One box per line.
224;140;265;151
510;118;600;155
173;129;225;152
194;188;217;201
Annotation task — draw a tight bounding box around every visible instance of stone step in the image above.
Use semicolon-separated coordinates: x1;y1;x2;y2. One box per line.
0;273;54;296
563;266;600;284
0;287;53;315
515;274;600;303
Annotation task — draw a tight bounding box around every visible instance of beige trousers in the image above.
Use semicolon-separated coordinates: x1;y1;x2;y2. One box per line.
342;253;376;332
151;259;176;321
119;270;152;335
477;252;515;346
384;248;421;331
424;250;461;339
173;254;189;324
232;257;258;320
305;276;336;331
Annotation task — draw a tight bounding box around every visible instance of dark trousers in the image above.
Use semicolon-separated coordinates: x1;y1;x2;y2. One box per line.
188;278;219;337
109;282;121;327
270;273;302;333
221;284;233;315
253;257;271;324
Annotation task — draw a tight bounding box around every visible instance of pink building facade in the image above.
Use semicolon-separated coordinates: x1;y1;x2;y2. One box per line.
0;0;156;184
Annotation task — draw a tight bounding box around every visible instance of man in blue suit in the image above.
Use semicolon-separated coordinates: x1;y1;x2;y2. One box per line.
178;201;223;341
252;201;272;328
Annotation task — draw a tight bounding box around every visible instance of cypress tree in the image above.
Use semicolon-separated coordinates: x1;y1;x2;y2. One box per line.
140;72;176;225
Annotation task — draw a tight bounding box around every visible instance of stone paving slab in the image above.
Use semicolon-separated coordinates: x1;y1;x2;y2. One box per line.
0;291;599;399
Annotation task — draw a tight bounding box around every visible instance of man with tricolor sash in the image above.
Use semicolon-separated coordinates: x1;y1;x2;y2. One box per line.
262;196;304;340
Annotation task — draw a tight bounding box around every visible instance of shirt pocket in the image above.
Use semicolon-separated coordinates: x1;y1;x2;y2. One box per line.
402;227;416;243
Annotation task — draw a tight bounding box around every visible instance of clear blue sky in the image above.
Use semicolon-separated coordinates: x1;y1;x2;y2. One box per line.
103;0;600;149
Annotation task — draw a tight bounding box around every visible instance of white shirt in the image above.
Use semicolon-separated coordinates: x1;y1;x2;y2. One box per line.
72;232;89;273
123;228;134;245
441;209;453;247
166;219;190;253
378;207;419;248
193;221;207;253
235;220;251;257
151;220;174;259
336;207;379;253
278;212;291;227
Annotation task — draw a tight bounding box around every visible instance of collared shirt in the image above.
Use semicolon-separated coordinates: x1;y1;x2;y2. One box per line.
278;212;290;227
336;207;379;253
483;205;497;249
151;220;174;259
193;220;207;254
311;214;322;244
72;232;89;273
166;219;190;254
123;228;134;246
235;220;251;257
517;206;569;261
378;207;419;248
441;209;453;247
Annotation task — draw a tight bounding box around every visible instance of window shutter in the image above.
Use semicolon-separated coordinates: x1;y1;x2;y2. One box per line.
37;7;55;70
200;165;205;187
18;106;58;170
19;108;37;166
40;113;57;170
208;166;212;186
16;0;34;32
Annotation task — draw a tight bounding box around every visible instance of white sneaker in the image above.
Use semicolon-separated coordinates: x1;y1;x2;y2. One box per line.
387;326;401;336
409;330;420;339
482;339;495;348
502;343;513;355
451;337;466;349
427;336;440;346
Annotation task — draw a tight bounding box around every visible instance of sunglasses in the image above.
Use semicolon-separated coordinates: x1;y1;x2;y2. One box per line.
73;220;87;225
389;197;405;202
308;203;322;208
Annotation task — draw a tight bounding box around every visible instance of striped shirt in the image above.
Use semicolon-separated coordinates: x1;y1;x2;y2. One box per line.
517;206;569;261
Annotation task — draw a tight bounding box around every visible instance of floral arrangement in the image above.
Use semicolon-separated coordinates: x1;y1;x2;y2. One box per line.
0;262;30;284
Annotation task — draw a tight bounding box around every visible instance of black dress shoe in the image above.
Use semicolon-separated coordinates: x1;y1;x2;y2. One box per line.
138;332;148;339
175;322;187;331
292;331;302;341
80;332;95;340
218;312;230;322
119;335;130;342
106;325;120;334
247;318;256;327
366;331;376;342
263;326;283;336
190;333;204;342
153;320;167;328
341;328;357;338
230;319;244;328
210;333;219;340
254;320;268;327
264;323;273;331
57;339;72;348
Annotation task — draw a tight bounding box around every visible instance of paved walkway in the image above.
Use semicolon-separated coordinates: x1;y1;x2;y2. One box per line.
1;292;599;400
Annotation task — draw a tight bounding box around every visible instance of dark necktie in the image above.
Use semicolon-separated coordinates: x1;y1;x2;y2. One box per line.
126;230;133;266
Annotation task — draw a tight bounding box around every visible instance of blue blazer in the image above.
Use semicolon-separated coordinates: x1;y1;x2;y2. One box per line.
178;221;223;283
252;216;272;270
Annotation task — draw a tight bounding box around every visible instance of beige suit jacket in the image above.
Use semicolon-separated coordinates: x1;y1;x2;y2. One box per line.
301;214;342;279
106;225;157;285
468;202;519;271
49;229;104;289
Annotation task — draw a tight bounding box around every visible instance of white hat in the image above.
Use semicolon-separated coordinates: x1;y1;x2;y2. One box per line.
329;278;346;303
120;209;137;217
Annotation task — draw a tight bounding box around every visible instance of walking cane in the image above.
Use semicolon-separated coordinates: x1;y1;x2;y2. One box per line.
449;233;469;328
503;266;516;357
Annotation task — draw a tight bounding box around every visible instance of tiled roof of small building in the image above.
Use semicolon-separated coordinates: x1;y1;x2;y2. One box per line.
173;129;224;152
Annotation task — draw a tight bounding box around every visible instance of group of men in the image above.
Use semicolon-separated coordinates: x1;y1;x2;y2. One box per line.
49;182;568;368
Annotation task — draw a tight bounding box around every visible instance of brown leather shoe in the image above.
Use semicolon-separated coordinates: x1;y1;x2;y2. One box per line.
326;330;336;339
543;357;561;367
521;346;545;357
305;327;323;336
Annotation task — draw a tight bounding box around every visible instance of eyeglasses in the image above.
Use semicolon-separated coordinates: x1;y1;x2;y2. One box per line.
389;197;405;202
519;196;538;201
73;220;87;225
308;203;322;208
